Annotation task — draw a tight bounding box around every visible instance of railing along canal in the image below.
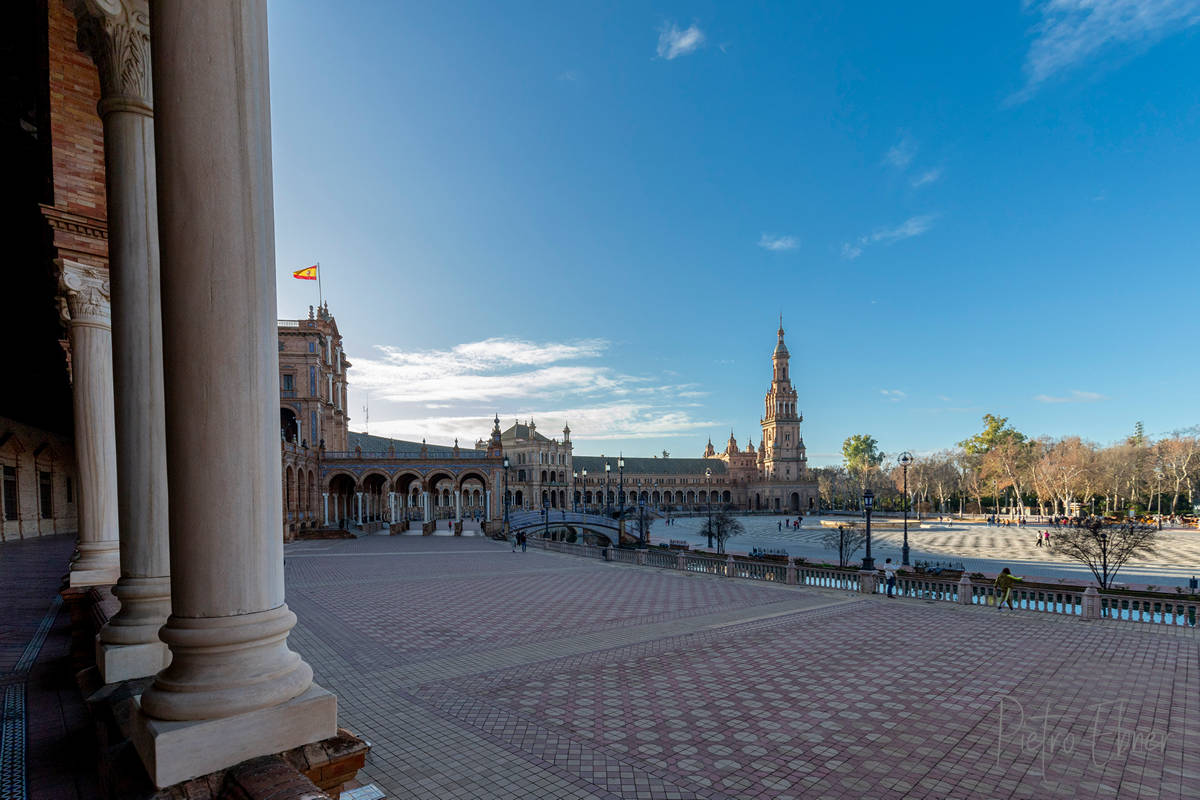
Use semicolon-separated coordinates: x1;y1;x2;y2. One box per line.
526;537;1200;629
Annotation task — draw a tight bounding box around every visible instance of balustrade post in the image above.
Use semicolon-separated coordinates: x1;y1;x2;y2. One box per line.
786;558;797;586
675;551;686;571
958;574;973;605
636;550;646;566
858;570;879;595
1082;586;1101;620
726;554;735;578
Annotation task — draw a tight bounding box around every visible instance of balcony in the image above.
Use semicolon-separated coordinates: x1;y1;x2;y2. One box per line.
281;388;297;398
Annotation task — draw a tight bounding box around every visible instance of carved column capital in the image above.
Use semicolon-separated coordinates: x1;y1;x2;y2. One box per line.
72;0;152;115
59;260;112;328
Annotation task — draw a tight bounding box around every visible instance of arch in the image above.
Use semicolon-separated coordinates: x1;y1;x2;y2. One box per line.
755;493;762;510
457;469;490;491
790;492;800;512
774;497;781;510
652;490;661;504
280;407;299;443
518;469;526;482
675;490;684;504
808;496;815;509
541;470;548;483
722;490;732;503
284;465;294;519
424;470;455;492
559;490;565;508
698;490;708;504
390;471;422;496
514;489;524;507
362;473;387;522
686;490;695;504
328;473;357;528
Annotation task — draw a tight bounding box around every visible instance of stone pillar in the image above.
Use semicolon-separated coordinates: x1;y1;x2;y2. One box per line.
454;489;461;521
786;559;797;586
1082;586;1101;619
422;491;430;522
134;0;334;786
74;0;172;680
323;493;329;525
59;261;120;587
485;490;491;520
387;491;394;522
355;492;362;523
958;574;974;605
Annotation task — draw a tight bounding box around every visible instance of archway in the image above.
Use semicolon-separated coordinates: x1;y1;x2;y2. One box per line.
328;473;357;528
392;471;421;521
425;470;455;519
790;492;800;512
361;472;387;522
280;407;299;443
722;490;731;504
515;489;524;508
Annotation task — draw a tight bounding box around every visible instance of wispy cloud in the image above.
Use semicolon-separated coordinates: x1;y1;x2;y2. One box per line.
657;22;705;60
557;70;579;82
1035;390;1107;404
349;337;718;446
842;214;938;259
884;137;917;168
757;233;799;251
911;167;942;188
881;389;907;402
1016;0;1200;99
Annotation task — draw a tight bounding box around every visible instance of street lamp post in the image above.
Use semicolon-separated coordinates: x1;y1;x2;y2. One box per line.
618;455;626;516
639;497;646;547
572;470;578;513
861;489;875;571
705;467;714;549
543;497;550;541
899;452;913;566
582;468;588;512
605;461;611;515
503;456;511;536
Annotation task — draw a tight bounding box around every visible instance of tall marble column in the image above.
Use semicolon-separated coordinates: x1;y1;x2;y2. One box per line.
59;261;120;587
74;0;172;683
135;0;334;787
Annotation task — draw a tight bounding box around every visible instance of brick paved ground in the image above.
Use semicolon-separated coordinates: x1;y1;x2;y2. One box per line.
284;536;1200;800
1;535;101;800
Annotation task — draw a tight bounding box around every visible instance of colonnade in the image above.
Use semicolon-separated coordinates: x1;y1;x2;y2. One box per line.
66;0;335;787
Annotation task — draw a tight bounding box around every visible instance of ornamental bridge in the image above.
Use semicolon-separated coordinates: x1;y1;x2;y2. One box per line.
506;509;654;547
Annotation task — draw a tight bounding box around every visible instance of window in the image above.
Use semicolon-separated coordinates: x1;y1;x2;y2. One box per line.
308;342;315;353
309;365;317;396
282;374;294;391
39;471;52;518
310;411;317;443
2;466;16;520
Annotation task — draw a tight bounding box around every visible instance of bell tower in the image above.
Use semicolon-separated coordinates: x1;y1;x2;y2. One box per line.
760;317;806;480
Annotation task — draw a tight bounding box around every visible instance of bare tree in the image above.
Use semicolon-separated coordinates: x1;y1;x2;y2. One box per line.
1050;519;1160;589
698;507;744;555
821;524;868;568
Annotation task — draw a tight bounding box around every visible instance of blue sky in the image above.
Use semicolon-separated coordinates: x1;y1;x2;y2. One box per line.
267;1;1200;465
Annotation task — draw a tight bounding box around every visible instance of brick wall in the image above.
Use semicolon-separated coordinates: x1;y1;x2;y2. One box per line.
0;416;79;542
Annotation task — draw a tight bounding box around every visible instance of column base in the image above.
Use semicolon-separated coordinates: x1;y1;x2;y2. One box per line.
96;636;171;684
130;682;337;788
69;564;120;587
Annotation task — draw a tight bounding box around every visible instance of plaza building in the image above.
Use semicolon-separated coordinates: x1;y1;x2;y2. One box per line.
484;321;820;516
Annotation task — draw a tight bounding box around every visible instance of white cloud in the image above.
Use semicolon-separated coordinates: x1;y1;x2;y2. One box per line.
757;233;799;251
884;137;917;168
911;167;942;188
657;22;705;60
1035;390;1107;404
1018;0;1200;98
557;70;579;82
841;214;938;259
881;389;907;402
348;337;719;447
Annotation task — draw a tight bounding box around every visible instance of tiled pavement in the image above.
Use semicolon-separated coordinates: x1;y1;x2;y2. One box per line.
284;536;1200;800
1;535;101;800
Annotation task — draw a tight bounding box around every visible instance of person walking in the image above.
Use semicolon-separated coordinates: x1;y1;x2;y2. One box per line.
519;530;528;553
994;567;1022;611
1044;530;1051;547
1035;532;1043;548
510;530;518;552
883;558;898;598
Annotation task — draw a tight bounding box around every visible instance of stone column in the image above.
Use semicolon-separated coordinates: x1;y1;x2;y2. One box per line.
323;493;329;525
135;0;334;787
73;0;172;681
454;489;461;521
422;491;430;522
59;261;120;587
355;492;362;523
485;490;492;521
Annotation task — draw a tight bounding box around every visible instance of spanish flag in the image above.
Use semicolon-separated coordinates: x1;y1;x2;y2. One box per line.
292;265;318;281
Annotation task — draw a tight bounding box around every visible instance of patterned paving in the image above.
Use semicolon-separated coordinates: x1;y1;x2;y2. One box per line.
284;535;1200;799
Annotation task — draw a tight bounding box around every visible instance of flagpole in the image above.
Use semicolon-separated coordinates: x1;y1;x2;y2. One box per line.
317;261;324;308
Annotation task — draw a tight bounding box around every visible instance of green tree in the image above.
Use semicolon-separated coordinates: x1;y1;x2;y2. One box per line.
958;414;1026;455
842;434;884;483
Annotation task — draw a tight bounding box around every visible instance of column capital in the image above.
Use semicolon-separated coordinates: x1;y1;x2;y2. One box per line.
59;260;112;328
72;0;152;115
